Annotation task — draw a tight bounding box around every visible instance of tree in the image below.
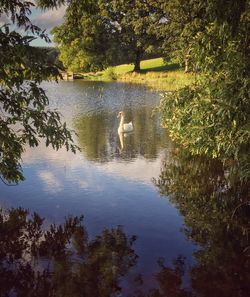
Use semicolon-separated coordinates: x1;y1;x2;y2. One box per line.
0;0;77;184
158;0;250;176
52;0;166;72
159;0;207;72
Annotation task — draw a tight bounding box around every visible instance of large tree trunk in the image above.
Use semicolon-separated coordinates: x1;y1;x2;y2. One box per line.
184;57;189;73
133;50;141;72
184;49;191;73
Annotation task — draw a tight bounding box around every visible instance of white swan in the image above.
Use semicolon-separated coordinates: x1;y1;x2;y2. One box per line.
118;131;124;150
117;111;133;133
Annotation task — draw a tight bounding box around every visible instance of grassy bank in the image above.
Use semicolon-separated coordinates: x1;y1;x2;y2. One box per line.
81;58;195;91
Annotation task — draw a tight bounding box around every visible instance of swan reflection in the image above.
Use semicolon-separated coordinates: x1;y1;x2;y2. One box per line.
117;131;134;154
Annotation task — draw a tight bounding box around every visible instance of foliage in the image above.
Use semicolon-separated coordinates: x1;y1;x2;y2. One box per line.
0;207;137;297
0;0;77;184
159;0;207;72
159;0;250;174
52;0;166;72
103;66;117;80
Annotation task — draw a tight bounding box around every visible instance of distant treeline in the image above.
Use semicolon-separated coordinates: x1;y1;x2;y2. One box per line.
38;46;162;71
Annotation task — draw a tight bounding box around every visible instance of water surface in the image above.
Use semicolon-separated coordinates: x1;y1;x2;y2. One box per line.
1;81;248;296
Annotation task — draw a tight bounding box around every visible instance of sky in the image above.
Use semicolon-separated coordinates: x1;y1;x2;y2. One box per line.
31;5;67;46
0;3;66;47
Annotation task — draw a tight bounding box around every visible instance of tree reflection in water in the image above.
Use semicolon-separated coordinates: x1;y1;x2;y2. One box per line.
0;208;137;297
153;149;250;297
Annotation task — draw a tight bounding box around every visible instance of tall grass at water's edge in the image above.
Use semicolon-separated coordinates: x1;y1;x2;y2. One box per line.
118;70;194;91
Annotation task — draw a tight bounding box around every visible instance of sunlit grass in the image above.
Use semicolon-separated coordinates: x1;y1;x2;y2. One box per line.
119;71;194;91
114;57;179;74
82;57;195;91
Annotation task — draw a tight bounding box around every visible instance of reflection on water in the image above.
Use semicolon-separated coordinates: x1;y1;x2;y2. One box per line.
2;146;249;297
0;81;249;296
154;149;250;297
0;81;190;295
0;208;137;297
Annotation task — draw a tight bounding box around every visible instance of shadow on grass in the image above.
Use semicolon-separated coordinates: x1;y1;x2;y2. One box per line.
140;62;180;73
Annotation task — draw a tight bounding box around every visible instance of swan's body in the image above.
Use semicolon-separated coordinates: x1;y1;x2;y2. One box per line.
117;111;133;133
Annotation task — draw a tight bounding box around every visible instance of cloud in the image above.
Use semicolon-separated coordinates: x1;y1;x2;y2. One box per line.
38;170;62;193
0;3;66;30
0;14;11;25
32;5;67;31
97;157;163;185
23;142;163;188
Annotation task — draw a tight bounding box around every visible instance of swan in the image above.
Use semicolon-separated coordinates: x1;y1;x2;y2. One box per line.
118;131;124;150
117;111;133;133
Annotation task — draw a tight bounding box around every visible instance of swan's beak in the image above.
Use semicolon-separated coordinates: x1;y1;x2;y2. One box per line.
117;113;121;118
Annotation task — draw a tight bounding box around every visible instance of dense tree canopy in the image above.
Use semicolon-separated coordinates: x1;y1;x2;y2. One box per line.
52;0;166;72
159;0;206;72
159;0;250;177
0;0;77;184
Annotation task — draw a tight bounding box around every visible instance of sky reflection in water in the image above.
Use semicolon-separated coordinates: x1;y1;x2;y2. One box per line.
1;81;248;295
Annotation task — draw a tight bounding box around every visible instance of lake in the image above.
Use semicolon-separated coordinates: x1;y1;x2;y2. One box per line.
0;81;249;296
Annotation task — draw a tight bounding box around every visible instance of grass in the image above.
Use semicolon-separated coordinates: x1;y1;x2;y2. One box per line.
119;70;194;91
115;57;179;74
81;57;195;91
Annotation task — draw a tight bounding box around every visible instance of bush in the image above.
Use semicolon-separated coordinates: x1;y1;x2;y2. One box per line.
103;67;117;80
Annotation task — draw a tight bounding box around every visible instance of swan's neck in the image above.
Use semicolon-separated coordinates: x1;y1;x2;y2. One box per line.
119;115;124;129
118;131;124;149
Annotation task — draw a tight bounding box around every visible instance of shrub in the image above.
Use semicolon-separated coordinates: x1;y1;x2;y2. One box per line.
103;67;117;80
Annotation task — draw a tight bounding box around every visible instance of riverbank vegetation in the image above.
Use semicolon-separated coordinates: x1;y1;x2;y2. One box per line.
82;58;195;91
158;0;250;178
